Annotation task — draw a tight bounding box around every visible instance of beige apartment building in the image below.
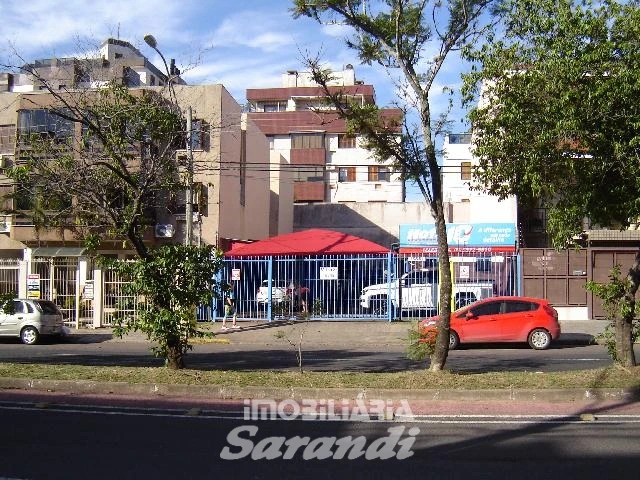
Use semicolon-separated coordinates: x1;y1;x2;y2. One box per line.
0;39;271;325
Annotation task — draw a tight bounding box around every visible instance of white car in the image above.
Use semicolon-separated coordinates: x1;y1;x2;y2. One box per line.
256;280;289;304
0;298;65;345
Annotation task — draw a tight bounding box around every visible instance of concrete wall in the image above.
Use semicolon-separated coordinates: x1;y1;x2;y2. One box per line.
215;87;270;242
294;201;434;246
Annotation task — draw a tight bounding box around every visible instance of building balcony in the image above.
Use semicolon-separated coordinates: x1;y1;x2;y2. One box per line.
290;148;326;165
294;181;325;202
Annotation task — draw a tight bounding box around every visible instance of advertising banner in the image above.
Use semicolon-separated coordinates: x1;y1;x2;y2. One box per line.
399;223;516;249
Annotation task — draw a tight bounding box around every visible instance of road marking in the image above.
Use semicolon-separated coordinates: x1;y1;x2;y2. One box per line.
554;358;604;361
396;414;640;424
1;402;639;424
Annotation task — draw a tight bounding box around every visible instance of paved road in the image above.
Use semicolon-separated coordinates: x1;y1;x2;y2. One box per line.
1;399;639;479
0;331;634;372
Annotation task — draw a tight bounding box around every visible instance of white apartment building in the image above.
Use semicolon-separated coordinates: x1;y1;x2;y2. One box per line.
441;133;518;225
246;66;404;212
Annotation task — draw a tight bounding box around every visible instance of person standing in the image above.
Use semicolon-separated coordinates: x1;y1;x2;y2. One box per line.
221;283;238;330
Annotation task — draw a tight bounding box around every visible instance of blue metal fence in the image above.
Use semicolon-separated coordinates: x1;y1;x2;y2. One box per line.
215;250;518;322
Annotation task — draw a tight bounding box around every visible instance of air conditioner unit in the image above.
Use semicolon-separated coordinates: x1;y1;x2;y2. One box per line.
154;224;175;238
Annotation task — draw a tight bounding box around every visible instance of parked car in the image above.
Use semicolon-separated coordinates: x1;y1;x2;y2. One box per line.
419;296;560;350
256;280;289;304
0;298;65;345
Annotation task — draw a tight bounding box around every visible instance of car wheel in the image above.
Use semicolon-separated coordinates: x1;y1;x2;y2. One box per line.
449;330;460;350
528;328;551;350
20;326;40;345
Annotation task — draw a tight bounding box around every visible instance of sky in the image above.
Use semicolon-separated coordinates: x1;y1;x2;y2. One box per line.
1;0;474;201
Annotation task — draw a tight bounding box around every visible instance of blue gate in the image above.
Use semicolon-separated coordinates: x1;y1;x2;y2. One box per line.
213;250;518;322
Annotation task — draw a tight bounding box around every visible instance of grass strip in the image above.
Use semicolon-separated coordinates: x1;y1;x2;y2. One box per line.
1;363;639;390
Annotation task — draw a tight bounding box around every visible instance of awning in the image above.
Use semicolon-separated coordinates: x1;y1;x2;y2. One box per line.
31;247;86;257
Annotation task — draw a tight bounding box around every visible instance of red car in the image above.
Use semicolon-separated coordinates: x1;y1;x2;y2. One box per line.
419;296;561;350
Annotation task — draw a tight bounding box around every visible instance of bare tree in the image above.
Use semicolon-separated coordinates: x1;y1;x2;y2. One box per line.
292;0;498;371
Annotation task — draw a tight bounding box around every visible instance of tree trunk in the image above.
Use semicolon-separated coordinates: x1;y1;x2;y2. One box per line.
166;334;185;370
429;203;453;372
618;250;640;367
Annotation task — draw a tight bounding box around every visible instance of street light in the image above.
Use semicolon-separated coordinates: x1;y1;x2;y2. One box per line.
144;34;193;246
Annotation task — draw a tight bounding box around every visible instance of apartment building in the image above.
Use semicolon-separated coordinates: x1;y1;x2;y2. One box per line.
0;38;271;255
245;66;404;224
441;133;518;225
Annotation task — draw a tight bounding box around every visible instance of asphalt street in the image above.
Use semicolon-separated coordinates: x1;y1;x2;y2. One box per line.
0;326;629;372
1;400;639;480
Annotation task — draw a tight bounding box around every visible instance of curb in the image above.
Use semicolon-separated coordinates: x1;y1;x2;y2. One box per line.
0;377;634;403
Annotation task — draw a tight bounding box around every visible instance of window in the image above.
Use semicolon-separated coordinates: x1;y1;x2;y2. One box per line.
262;102;286;112
470;301;501;316
338;167;356;182
291;133;324;149
17;109;74;146
190;120;210;151
0;125;16;154
338;134;356;149
368;165;390;182
449;133;472;144
461;162;472;180
150;75;156;86
294;166;324;182
193;182;208;215
12;301;25;314
503;300;538;314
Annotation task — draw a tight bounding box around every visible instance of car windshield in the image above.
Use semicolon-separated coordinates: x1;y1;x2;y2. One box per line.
34;300;60;314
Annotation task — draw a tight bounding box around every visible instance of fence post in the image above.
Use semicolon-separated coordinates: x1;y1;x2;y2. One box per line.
93;266;103;328
212;270;222;321
18;260;28;299
387;251;393;322
267;256;273;322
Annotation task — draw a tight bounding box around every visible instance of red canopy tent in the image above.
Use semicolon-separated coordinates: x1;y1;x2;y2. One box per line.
224;229;390;257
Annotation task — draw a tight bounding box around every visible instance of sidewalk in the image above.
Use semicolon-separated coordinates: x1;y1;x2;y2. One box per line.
66;319;608;346
4;319;636;412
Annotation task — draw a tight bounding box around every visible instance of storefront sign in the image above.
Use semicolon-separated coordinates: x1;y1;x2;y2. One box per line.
83;280;94;300
320;267;339;280
399;223;516;248
27;274;40;299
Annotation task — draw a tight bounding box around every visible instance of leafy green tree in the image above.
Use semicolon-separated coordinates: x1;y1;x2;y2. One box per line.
6;80;184;258
292;0;499;371
103;244;223;369
463;0;640;365
2;51;225;368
